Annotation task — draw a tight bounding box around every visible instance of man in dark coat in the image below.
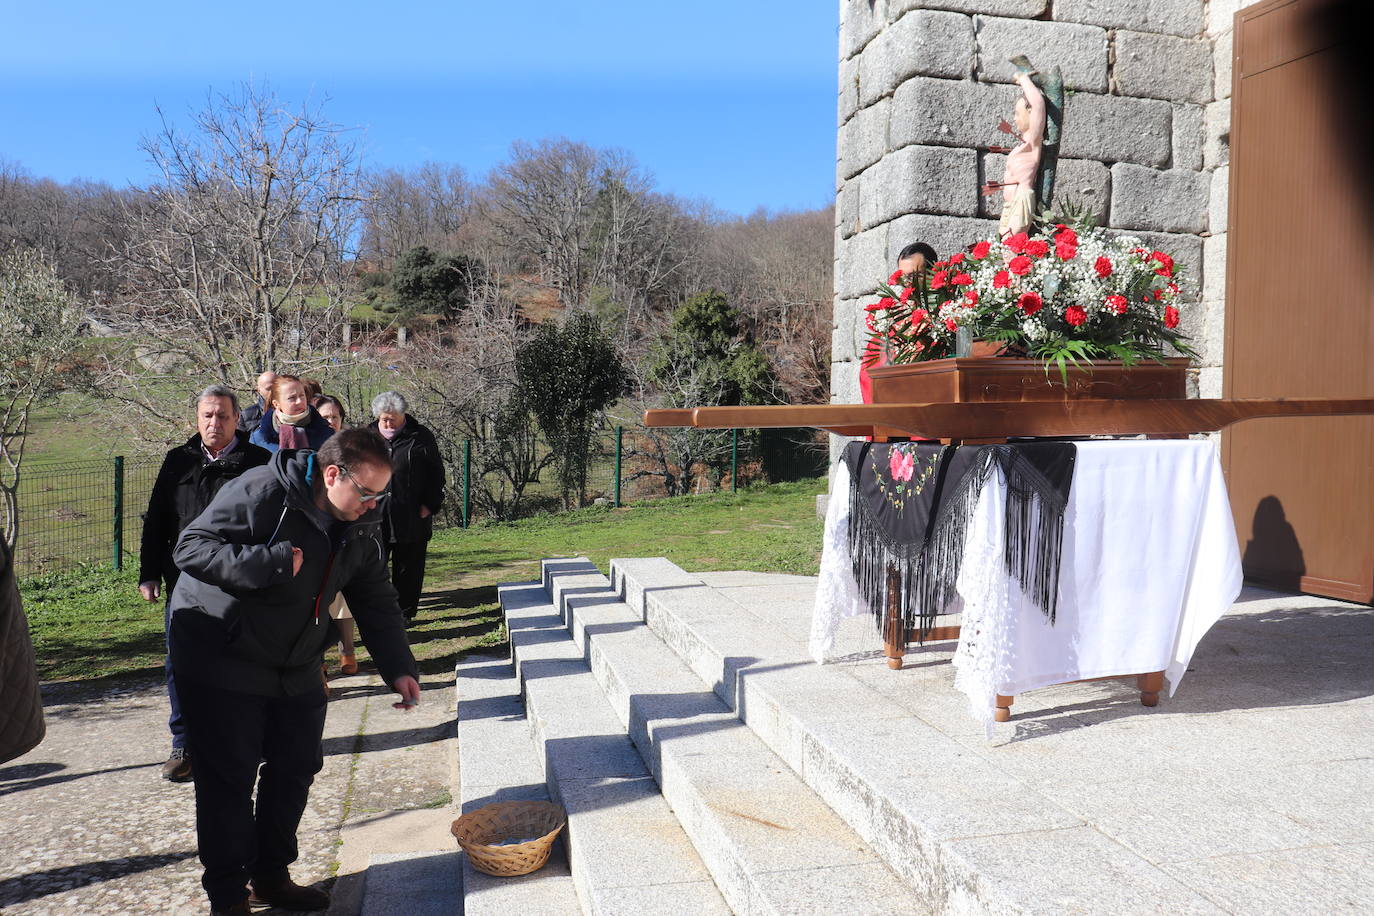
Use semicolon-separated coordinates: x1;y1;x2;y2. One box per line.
0;539;44;765
368;392;445;620
168;428;419;915
236;370;276;433
140;385;271;782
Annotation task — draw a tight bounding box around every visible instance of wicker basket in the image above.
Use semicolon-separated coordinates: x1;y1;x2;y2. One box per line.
451;800;567;877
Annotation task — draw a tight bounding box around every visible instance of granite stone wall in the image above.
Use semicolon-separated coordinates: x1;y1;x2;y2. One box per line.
832;0;1260;418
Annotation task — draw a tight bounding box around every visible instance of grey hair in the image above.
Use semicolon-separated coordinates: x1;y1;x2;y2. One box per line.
371;391;408;417
197;384;241;414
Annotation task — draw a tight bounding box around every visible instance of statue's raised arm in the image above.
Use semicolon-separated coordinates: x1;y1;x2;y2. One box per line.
997;61;1047;238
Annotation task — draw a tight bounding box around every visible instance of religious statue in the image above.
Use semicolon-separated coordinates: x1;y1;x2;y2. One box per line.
984;56;1065;238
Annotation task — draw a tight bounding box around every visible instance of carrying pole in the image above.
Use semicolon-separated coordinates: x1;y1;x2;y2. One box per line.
731;429;739;492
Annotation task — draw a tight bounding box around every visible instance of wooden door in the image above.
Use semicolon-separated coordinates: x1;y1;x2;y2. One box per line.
1223;0;1374;601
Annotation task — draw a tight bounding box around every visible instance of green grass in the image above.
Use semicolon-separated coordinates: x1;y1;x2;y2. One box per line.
17;476;828;684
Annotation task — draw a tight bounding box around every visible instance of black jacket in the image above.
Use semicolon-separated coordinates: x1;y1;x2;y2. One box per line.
139;431;272;592
168;449;418;697
238;397;265;433
370;416;445;543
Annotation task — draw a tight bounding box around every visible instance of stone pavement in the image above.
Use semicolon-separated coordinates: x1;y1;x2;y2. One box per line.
0;663;457;916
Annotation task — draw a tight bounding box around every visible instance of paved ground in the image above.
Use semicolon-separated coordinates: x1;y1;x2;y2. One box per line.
0;663;458;916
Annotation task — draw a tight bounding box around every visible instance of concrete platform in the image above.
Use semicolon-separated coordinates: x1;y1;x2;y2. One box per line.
605;557;1374;915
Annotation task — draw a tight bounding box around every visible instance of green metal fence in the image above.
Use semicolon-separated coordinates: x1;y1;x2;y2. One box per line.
10;426;828;577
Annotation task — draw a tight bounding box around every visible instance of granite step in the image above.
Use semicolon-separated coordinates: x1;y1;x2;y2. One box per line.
455;648;580;915
499;580;731;914
608;557;1229;915
538;558;921;915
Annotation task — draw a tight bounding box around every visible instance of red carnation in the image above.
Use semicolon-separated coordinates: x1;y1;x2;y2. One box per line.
899;285;915;302
1154;288;1165;301
1164;305;1180;329
931;270;948;290
1064;305;1088;327
1106;294;1128;315
1026;238;1050;258
911;308;928;326
945;318;959;332
952;272;973;286
1151;251;1175;277
993;270;1011;289
1017;291;1043;316
1008;255;1033;276
949;252;965;264
865;312;878;331
878;297;896;309
889;269;904;285
1055;239;1078;261
1054;226;1078;246
964;290;980;305
1004;231;1030;254
1094;256;1113;278
971;240;992;259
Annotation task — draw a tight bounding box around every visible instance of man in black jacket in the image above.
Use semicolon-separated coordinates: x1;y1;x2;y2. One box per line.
168;428;420;915
236;370;276;433
140;385;271;783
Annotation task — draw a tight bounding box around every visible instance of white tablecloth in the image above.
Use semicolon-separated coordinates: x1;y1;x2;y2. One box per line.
813;440;1244;724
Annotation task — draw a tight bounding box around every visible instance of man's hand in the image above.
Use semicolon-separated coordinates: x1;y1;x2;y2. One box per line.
391;675;421;710
418;505;432;519
291;547;304;576
138;580;160;602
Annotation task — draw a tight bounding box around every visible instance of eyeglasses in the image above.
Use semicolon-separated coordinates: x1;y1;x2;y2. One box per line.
338;465;390;503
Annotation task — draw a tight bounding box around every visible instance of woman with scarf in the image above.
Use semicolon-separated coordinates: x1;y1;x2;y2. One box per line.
250;375;335;453
369;391;445;622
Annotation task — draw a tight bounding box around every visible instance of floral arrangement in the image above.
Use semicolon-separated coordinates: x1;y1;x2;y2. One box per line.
863;220;1194;374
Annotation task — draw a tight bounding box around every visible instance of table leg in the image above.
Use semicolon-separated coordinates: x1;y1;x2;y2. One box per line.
994;694;1014;722
1138;671;1164;707
884;565;904;670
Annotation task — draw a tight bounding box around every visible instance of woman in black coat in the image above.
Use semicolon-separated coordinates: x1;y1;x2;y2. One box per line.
368;391;446;621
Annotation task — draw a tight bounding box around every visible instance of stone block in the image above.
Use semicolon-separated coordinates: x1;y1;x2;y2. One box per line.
891;75;1016;152
1172;103;1204;170
1056;0;1204;38
1198;365;1223;397
832;358;861;405
832;298;859;363
839;98;889;180
860;145;978;225
836;223;889;299
1210;165;1229;234
840;0;889;60
1214;31;1234;101
974;16;1109;93
1061;91;1174;166
1202;232;1227;303
1115;30;1214;104
884;212;999;265
838;177;861;239
1208;0;1251;34
1205;98;1230;168
980;153;1109;222
1180;294;1225;367
1110;164;1209;233
859;10;973;106
838;54;860;127
892;0;1047;16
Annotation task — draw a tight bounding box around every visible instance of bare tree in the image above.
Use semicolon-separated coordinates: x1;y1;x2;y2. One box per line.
95;83;362;423
0;250;85;548
358;162;472;267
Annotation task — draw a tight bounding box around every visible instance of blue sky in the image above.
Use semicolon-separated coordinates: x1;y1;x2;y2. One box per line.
0;1;840;215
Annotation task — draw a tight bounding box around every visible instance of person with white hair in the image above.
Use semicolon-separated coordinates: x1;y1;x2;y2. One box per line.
368;391;446;622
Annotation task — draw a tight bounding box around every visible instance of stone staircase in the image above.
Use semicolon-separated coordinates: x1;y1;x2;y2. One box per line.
454;557;1232;914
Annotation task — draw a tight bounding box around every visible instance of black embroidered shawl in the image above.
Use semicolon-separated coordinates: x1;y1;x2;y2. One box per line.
844;441;1077;645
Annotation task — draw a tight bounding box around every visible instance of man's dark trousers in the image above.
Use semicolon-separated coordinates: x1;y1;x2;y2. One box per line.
389;541;428;617
163;601;185;749
176;676;328;909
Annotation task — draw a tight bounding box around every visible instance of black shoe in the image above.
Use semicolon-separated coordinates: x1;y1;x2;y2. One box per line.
161;747;192;783
248;877;330;911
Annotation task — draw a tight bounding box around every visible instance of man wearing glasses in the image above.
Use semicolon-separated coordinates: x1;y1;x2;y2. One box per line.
167;427;420;915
